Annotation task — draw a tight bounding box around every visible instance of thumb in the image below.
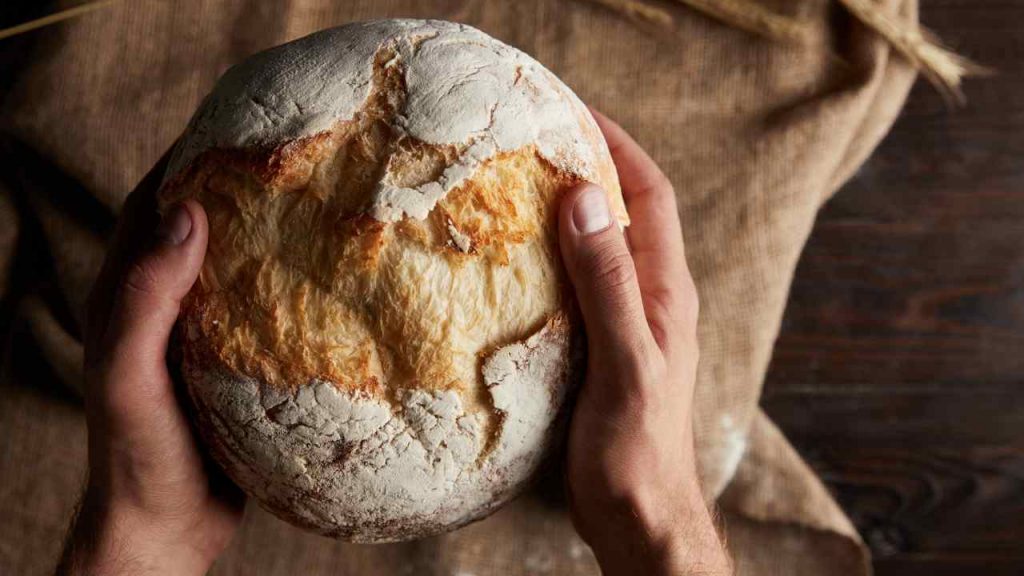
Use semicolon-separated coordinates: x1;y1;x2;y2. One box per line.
100;200;208;388
559;183;651;367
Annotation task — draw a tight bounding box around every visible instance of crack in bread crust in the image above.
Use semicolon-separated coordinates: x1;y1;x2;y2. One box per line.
164;44;577;401
184;316;577;542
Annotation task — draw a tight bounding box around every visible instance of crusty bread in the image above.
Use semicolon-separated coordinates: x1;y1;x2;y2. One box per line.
159;19;625;542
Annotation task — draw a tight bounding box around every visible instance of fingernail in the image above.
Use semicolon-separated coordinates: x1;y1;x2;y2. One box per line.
156;203;192;246
572;185;611;236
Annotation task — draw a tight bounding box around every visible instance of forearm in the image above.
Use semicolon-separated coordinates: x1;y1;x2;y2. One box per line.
592;518;730;575
643;507;730;576
57;489;215;576
582;488;732;576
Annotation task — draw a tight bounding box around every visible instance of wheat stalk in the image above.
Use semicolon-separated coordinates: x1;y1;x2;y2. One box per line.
585;0;987;102
3;0;989;103
586;0;676;27
837;0;989;104
668;0;812;44
0;0;120;41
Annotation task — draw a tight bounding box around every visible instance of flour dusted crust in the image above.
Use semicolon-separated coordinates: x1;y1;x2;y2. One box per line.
160;19;624;541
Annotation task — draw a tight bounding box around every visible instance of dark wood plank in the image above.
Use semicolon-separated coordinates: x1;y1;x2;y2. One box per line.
762;387;1024;446
763;0;1024;571
769;5;1024;393
796;446;1024;552
875;557;1024;576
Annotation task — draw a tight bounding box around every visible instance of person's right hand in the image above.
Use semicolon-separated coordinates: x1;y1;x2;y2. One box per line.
560;110;731;576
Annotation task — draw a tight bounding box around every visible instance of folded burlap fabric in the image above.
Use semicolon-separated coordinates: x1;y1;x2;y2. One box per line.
0;0;933;573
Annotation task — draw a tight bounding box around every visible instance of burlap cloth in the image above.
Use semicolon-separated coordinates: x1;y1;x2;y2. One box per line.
0;0;920;574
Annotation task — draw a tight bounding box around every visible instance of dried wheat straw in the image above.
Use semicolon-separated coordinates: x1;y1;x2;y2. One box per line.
668;0;812;43
587;0;676;27
0;0;119;42
837;0;989;104
586;0;986;102
3;0;988;103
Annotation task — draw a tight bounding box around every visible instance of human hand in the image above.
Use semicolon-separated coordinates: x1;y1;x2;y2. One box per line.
58;154;244;575
561;111;731;575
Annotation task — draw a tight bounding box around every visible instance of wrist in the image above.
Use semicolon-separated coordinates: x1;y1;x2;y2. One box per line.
59;489;220;576
576;481;731;576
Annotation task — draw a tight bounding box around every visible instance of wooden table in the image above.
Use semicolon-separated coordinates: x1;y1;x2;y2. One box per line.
761;2;1024;574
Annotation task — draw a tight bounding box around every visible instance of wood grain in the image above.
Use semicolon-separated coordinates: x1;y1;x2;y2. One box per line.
763;1;1024;573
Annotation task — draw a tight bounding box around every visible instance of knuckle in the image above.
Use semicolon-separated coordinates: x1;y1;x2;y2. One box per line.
122;258;162;298
647;318;672;353
583;242;637;294
644;286;678;325
638;172;676;205
606;343;668;411
644;277;699;351
652;172;676;198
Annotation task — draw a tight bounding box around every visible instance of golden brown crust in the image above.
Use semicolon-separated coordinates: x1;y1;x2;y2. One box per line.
167;138;583;398
159;19;625;543
160;50;621;400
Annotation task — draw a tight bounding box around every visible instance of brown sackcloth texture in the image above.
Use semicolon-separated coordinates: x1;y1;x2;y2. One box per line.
0;0;919;574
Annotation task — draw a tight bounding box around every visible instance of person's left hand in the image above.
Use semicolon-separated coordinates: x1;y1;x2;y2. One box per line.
58;153;244;576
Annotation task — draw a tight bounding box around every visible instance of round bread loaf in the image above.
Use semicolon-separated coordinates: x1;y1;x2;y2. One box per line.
159;19;626;541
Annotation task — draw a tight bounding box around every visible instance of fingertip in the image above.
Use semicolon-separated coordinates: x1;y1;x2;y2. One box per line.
585;105;613;128
559;184;585;257
568;183;613;236
160;199;209;273
155;202;194;246
163;199;208;288
560;182;590;224
181;198;208;231
119;198;208;306
558;181;646;330
560;183;610;273
148;198;207;280
167;199;209;248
